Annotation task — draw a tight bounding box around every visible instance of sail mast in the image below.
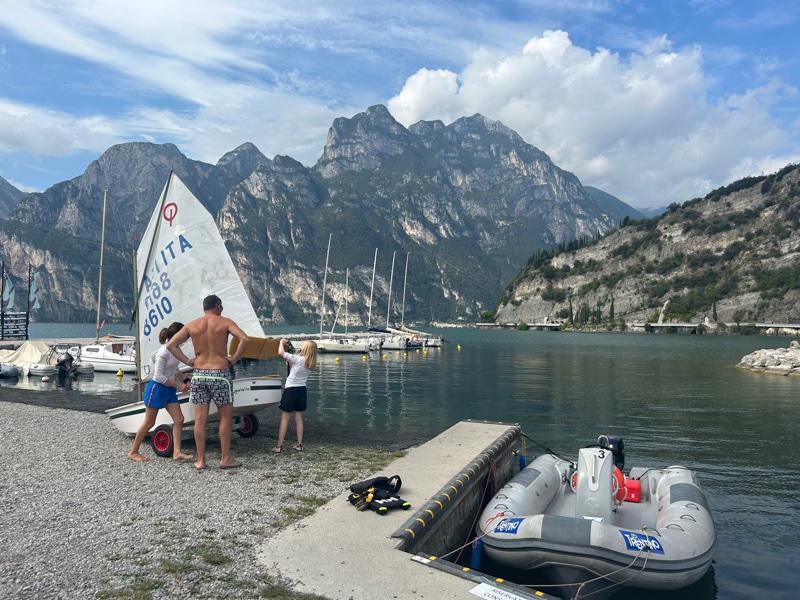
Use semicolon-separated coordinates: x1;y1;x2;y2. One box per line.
132;171;173;327
319;233;332;338
386;251;396;328
132;248;143;400
367;248;377;329
344;268;349;335
95;189;108;342
401;252;409;329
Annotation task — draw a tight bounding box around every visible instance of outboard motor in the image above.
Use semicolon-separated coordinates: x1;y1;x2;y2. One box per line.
597;434;625;471
574;446;616;522
56;352;74;374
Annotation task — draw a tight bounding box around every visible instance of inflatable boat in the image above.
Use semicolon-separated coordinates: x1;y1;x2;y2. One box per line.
477;435;716;597
1;362;19;378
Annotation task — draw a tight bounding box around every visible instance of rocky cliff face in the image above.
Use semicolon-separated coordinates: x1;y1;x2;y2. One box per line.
0;105;635;324
0;176;24;218
495;165;800;325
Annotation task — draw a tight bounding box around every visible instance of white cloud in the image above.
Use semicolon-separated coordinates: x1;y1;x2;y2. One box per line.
6;179;37;194
388;30;799;207
0;100;120;155
122;93;350;166
1;2;798;205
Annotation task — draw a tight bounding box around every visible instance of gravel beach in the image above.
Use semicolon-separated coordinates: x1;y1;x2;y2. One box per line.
0;402;411;599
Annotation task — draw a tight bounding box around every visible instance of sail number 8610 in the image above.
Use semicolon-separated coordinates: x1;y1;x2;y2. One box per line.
142;272;173;336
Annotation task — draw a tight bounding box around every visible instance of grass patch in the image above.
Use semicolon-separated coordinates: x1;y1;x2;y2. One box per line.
281;474;303;485
185;543;232;566
281;505;316;520
215;571;256;590
96;577;163;600
252;574;330;599
159;558;195;576
121;515;143;527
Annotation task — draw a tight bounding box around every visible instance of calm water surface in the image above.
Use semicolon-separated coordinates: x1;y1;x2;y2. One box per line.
11;324;800;599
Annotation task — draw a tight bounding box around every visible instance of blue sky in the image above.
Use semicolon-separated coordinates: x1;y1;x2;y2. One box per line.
0;0;798;209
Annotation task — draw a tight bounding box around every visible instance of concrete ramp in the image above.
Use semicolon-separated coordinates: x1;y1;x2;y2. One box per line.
257;420;553;600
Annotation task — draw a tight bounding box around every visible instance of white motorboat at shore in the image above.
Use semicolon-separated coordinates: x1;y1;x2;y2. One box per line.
477;435;716;597
71;336;136;372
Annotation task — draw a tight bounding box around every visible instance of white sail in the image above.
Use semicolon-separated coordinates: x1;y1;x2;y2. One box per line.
135;172;263;380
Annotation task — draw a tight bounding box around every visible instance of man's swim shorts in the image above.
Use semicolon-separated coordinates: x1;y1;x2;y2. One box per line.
189;369;232;406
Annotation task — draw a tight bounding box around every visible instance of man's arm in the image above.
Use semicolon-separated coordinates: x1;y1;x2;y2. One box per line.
166;326;194;366
225;320;249;365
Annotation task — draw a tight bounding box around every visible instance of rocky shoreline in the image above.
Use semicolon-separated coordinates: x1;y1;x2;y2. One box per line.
0;403;405;599
737;340;800;375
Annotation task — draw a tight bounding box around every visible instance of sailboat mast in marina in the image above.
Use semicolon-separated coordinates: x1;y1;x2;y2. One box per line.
74;189;139;374
400;252;409;329
386;251;396;328
95;189;107;342
367;248;377;329
344;268;349;334
319;233;332;339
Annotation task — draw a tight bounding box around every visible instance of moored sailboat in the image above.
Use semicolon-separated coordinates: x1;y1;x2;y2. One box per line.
73;191;137;373
310;235;376;354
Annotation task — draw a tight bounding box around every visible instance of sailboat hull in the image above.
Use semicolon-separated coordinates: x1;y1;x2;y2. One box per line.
106;376;283;435
316;338;371;353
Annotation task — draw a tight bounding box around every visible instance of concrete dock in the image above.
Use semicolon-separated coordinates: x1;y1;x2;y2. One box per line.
257;420;553;600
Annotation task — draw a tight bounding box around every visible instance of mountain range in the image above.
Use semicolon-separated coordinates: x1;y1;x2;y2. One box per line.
0;105;641;325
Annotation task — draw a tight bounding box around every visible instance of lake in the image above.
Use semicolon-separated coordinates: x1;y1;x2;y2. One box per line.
7;324;800;599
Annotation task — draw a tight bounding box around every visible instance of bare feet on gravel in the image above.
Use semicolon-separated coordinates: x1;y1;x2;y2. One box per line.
195;461;207;470
128;452;148;462
173;451;194;461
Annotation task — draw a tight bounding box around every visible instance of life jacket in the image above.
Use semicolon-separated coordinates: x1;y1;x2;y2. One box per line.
347;475;410;515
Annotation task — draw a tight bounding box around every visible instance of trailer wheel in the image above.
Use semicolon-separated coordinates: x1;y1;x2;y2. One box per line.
151;425;174;457
237;414;259;438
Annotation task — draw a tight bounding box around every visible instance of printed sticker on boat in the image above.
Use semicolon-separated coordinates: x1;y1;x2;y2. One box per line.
620;530;665;554
494;517;524;534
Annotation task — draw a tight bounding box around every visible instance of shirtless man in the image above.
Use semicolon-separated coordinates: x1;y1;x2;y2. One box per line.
167;294;249;470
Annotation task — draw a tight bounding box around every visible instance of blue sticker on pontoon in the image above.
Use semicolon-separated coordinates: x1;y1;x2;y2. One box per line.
620;530;665;554
494;517;524;534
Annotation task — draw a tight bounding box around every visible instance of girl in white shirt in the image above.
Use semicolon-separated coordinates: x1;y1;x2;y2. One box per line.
128;322;194;462
272;339;317;453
